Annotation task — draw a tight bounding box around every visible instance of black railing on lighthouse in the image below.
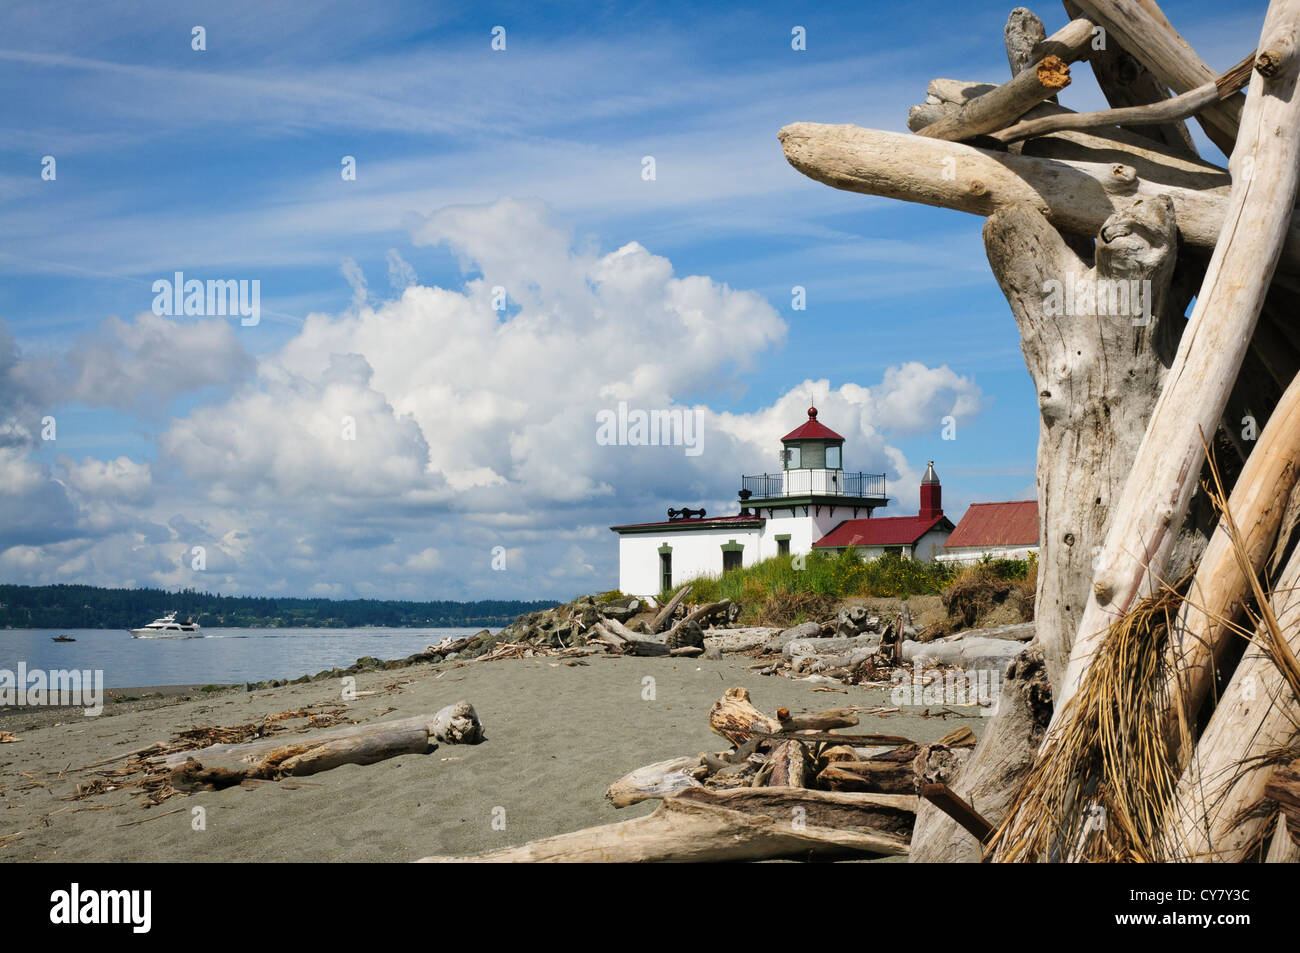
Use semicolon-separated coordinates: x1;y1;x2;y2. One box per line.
741;471;886;499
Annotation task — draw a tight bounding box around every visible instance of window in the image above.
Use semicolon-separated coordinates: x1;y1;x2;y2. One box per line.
723;548;743;572
784;445;801;469
660;551;672;591
825;444;841;469
777;537;790;556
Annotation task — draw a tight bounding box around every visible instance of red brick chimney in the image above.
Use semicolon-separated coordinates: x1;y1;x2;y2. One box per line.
919;461;942;519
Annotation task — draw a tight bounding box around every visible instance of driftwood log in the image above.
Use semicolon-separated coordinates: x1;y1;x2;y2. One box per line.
910;647;1051;861
1054;0;1300;715
418;787;915;863
156;704;483;790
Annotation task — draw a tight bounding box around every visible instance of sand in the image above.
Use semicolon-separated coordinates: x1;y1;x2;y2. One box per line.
0;654;983;862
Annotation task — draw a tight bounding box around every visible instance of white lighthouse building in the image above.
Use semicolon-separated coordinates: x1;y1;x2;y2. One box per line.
609;406;954;597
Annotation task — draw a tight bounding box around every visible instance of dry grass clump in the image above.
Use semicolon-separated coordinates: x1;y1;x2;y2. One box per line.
941;562;1035;631
989;581;1186;862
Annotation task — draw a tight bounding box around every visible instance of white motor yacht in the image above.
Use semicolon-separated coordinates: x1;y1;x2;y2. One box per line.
129;612;203;639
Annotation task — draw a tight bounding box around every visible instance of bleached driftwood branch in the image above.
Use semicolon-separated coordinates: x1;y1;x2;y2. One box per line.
917;18;1095;142
994;52;1256;144
1053;7;1300;716
1070;0;1245;154
777;124;1300;272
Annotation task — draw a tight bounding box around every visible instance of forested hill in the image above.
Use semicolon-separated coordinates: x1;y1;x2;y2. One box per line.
0;584;560;629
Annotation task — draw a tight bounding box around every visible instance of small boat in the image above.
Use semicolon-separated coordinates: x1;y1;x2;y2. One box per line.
52;634;76;643
130;612;202;639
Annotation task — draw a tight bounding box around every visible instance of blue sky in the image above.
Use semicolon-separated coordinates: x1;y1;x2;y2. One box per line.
0;0;1267;601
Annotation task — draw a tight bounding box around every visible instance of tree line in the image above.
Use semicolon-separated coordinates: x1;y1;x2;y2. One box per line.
0;584;560;629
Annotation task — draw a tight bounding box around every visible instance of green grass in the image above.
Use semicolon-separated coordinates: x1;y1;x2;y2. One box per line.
658;549;969;625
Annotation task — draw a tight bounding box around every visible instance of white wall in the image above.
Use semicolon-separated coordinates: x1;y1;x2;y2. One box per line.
935;544;1039;564
756;512;842;560
912;528;951;563
617;526;763;597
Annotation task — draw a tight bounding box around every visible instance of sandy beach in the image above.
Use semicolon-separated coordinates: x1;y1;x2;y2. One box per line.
0;653;982;862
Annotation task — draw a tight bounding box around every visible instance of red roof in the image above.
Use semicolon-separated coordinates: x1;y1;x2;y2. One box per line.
943;501;1039;549
782;406;844;442
611;513;765;533
813;514;952;548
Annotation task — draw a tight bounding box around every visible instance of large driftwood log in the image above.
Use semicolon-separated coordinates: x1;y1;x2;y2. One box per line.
777;124;1300;273
981;195;1182;687
1166;541;1300;861
418;787;914;863
276;726;430;777
910;647;1052;862
1055;13;1300;714
1163;370;1300;759
153;705;483;772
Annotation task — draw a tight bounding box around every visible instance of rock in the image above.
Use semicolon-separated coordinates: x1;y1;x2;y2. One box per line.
762;620;822;653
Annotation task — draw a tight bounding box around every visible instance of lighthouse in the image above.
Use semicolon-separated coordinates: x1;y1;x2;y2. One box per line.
609;406;954;597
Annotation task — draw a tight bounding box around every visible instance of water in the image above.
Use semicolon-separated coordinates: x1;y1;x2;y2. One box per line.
0;627;492;688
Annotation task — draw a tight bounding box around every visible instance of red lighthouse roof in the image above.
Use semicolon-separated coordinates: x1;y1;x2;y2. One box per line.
781;406;845;442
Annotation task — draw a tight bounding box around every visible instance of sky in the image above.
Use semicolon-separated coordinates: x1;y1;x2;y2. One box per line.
0;0;1268;602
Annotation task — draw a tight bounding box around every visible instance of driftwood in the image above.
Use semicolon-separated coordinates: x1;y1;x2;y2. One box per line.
994;53;1256;144
1167;539;1300;861
1069;0;1243;154
980;184;1175;688
777;124;1300;273
920;783;996;845
1055;9;1300;714
1266;814;1300;863
775;707;860;731
911;647;1051;862
418;787;914;863
606;756;703;807
651;585;692;632
276;726;429;777
1164;370;1300;758
154;704;482;773
766;740;815;788
1005;7;1049;76
780;0;1300;863
819;759;917;795
708;687;782;746
917;18;1095;142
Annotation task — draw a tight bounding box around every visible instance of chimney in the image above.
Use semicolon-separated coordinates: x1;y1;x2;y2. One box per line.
919;461;942;519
